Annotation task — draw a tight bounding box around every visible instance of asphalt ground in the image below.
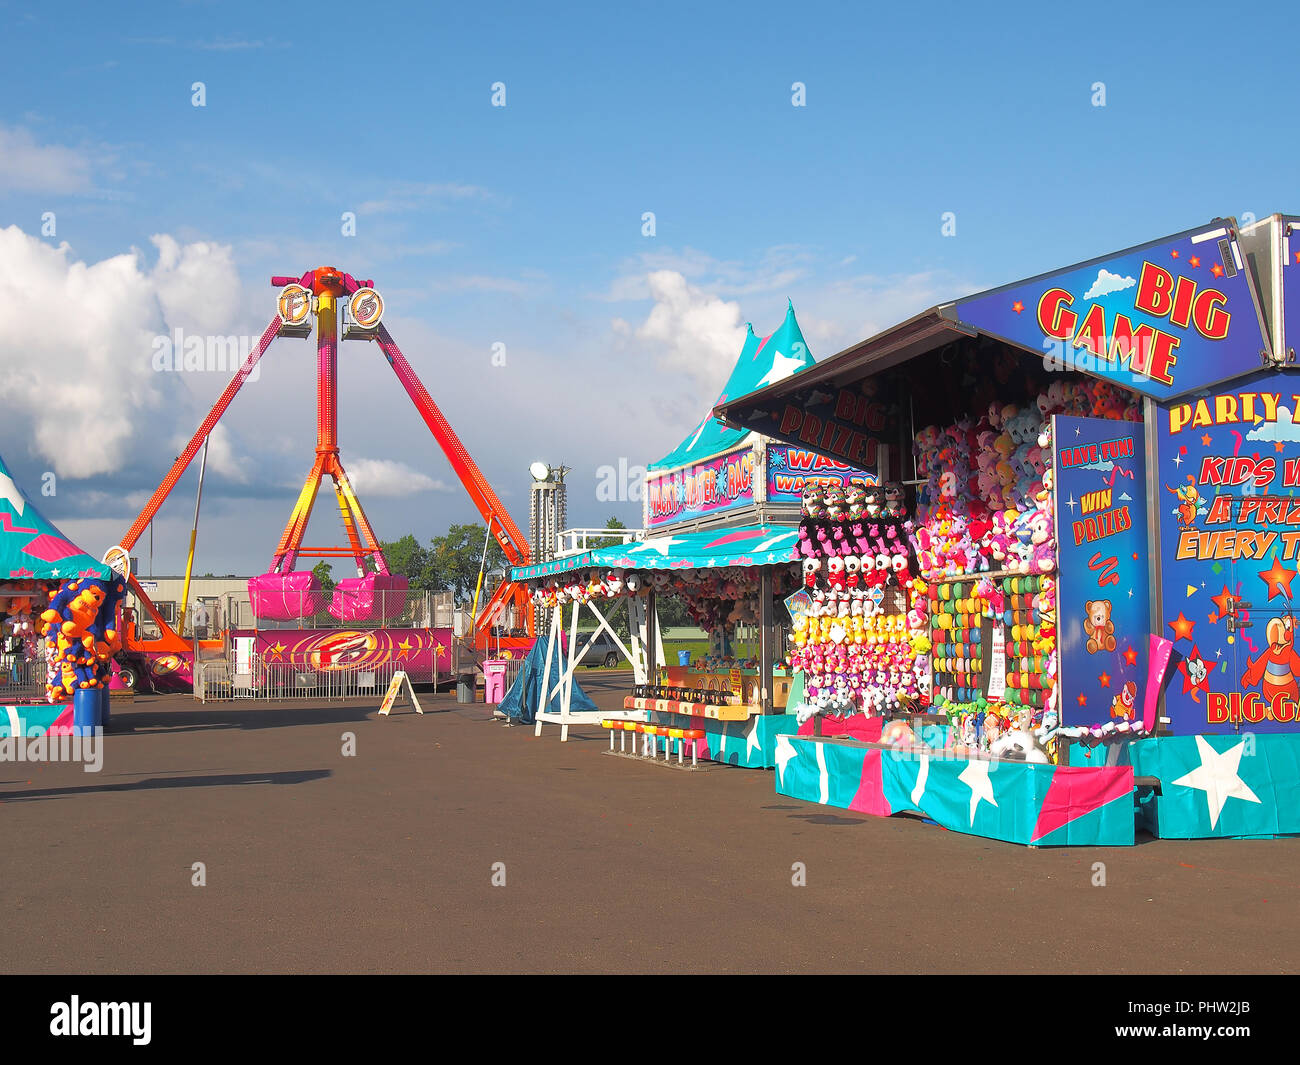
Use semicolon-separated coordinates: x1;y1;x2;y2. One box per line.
1;671;1297;974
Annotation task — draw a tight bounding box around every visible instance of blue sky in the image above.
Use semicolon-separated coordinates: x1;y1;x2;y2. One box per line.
1;0;1297;576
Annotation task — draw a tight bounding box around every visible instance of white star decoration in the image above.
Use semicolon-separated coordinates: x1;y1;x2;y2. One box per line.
0;469;27;516
1066;494;1078;512
1173;453;1183;468
632;536;684;557
958;758;998;826
756;350;806;388
816;742;829;804
1171;735;1261;829
911;754;930;808
745;716;763;759
775;735;798;785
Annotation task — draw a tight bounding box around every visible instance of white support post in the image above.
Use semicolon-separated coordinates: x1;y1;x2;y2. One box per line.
584;598;637;666
562;598;580;741
628;596;647;685
535;607;561;737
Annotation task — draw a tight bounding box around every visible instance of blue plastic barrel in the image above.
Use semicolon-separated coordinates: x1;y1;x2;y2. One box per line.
73;687;101;736
677;650;692;666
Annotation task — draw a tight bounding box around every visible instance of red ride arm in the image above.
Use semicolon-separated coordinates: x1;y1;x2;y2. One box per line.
372;325;530;565
120;314;284;552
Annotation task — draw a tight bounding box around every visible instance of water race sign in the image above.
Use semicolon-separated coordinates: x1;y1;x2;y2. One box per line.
950;221;1270;401
645;447;756;527
766;444;877;501
1052;416;1150;728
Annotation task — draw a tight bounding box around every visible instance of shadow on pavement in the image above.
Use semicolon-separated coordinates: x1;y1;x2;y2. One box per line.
0;768;332;802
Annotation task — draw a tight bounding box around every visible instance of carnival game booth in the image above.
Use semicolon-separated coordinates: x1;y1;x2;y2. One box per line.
0;449;116;738
717;215;1300;845
511;525;803;762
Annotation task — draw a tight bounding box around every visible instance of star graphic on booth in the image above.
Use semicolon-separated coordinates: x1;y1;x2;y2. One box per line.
398;638;413;653
775;735;798;785
1123;646;1138;665
815;743;830;804
1258;557;1296;601
1098;672;1111;688
268;642;287;660
1167;612;1195;642
1211;585;1236;617
1201;434;1212;446
1076;693;1087;706
632;536;684;557
1170;249;1180;258
1211;262;1224;278
1189;255;1201;268
958;758;998;826
1171;735;1261;829
755;350;806;387
1011;300;1024;314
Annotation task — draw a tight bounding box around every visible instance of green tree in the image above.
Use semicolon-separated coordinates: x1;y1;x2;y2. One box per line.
589;516;629;550
312;560;336;591
380;534;435;589
428;523;508;603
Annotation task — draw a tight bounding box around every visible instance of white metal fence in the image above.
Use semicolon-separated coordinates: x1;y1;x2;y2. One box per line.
194;659;401;703
0;654;46;700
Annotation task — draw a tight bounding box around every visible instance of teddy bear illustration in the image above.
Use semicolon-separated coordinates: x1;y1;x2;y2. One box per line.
1085;600;1116;654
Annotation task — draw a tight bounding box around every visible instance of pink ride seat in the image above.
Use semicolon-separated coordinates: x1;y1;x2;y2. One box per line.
248;571;325;620
328;572;410;622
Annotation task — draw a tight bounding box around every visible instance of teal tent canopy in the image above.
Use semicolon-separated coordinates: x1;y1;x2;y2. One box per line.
0;451;109;580
647;302;815;472
510;524;798;582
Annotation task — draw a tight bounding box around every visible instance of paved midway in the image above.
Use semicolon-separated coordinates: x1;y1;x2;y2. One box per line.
1;674;1296;973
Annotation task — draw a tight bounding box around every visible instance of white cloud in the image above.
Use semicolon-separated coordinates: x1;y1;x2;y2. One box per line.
0;125;94;195
345;458;450;497
1083;268;1137;300
1246;405;1300;442
0;226;242;478
612;270;747;391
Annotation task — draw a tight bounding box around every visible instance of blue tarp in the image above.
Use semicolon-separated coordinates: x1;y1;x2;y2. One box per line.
498;634;598;724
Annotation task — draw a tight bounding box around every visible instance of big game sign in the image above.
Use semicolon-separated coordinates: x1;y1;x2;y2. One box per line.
954;221;1269;401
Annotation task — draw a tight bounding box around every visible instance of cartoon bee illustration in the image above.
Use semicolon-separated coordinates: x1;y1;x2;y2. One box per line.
1165;476;1201;529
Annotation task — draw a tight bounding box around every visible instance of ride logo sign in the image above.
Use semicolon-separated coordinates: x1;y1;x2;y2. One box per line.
1157;370;1300;734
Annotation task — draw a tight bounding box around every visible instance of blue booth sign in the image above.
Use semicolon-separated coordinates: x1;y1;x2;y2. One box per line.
951;221;1269;401
1053;416;1150;727
1156;368;1300;734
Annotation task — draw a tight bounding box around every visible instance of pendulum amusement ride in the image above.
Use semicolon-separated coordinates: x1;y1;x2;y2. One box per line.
113;267;534;692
